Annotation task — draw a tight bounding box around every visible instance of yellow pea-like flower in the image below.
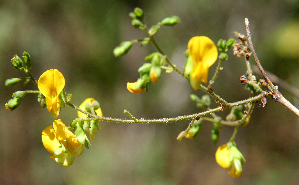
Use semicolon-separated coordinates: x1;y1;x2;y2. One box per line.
78;98;103;119
127;82;144;93
215;144;245;178
188;36;218;90
38;69;65;118
42;119;84;167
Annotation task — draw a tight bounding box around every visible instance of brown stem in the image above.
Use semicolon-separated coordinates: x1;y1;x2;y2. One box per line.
245;18;299;117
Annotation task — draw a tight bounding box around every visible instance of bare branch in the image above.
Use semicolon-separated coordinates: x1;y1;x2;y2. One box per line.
245;18;299;117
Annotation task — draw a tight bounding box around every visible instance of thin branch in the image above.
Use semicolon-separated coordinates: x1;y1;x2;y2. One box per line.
66;93;264;125
252;65;299;99
245;18;299;117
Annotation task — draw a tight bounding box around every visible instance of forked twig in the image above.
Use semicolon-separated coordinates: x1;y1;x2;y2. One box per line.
245;18;299;117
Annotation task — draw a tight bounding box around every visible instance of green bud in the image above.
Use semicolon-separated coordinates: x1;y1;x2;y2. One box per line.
38;93;47;108
184;49;190;58
188;124;201;138
144;52;160;62
201;94;211;107
184;56;193;79
12;91;26;99
113;41;133;57
6;98;22;111
131;19;144;29
134;7;143;19
5;78;21;86
211;129;219;145
85;102;92;113
136;78;144;89
149;65;162;83
219;53;228;61
226;39;236;49
160;16;180;26
141;37;150;47
91;100;100;111
138;63;152;74
22;51;31;70
149;24;160;36
11;55;24;70
129;12;136;19
190;94;201;103
141;73;150;83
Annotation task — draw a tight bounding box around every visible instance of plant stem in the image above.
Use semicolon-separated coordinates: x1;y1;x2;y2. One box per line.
65;93;263;125
208;58;223;89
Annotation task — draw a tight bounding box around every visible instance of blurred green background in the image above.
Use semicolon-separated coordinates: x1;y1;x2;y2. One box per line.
1;0;299;184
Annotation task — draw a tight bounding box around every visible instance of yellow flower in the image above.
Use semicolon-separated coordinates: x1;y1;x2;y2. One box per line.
78;98;103;119
78;98;102;141
42;119;84;167
127;82;144;93
188;36;218;90
38;69;65;118
215;144;245;178
215;144;231;169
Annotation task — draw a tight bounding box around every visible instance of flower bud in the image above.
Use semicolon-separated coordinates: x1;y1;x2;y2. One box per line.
141;37;150;47
201;94;211;107
177;131;186;141
113;41;133;57
149;65;161;83
5;98;22;111
226;39;236;50
160;16;180;26
149;24;160;36
134;7;143;19
91;100;100;111
11;55;24;70
183;56;193;79
5;78;21;86
219;53;228;61
217;39;226;52
84;102;92;113
131;19;144;29
23;51;31;70
129;12;136;19
211;128;219;145
12;91;26;99
138;63;152;74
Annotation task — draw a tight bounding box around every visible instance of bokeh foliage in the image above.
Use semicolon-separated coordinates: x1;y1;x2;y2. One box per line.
1;0;299;184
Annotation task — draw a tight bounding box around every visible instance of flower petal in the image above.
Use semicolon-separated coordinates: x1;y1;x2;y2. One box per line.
42;125;61;154
38;69;65;98
215;144;231;169
127;82;144;93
